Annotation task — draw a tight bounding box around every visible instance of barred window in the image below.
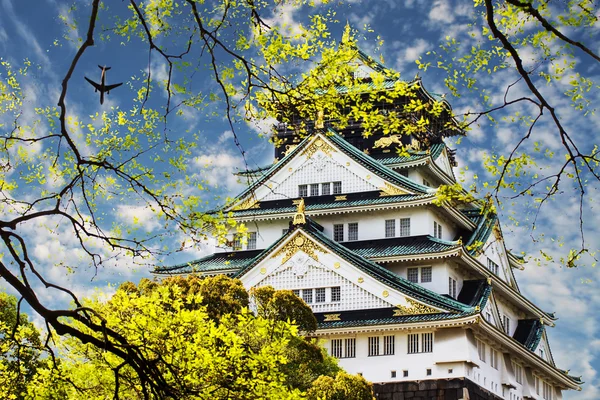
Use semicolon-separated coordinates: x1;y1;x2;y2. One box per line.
331;339;343;358
333;224;344;242
543;381;552;400
333;181;342;194
385;219;396;238
232;235;242;250
310;183;319;196
368;336;380;356
407;268;419;283
490;348;499;370
247;232;257;250
448;277;457;298
399;218;411;237
302;289;313;304
298;184;308;197
421;267;432;283
315;288;326;303
434;221;443;239
535;376;541;395
383;335;395;355
321;182;330;196
331;286;341;302
503;315;511;335
487;258;499;274
513;362;523;384
407;333;419;354
477;340;486;362
345;338;356;358
348;223;358;241
292;289;300;297
422;332;433;353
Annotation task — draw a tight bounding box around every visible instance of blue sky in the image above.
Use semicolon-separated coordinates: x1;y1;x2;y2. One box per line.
0;0;598;397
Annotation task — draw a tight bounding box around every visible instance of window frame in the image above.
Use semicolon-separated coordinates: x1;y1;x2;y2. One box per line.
348;222;358;241
310;183;320;197
247;232;257;250
332;181;342;195
385;219;396;238
331;286;341;302
399;218;411;237
298;184;308;198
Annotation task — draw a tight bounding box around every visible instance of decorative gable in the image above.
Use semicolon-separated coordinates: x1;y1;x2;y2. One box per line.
433;147;454;177
228;134;416;211
239;229;448;315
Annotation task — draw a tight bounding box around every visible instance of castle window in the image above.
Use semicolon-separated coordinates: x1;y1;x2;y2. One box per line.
426;368;432;376
407;268;419;283
368;336;380;356
321;182;330;196
292;289;300;297
407;333;419;353
247;232;257;250
385;219;396;238
310;183;319;196
232;234;242;250
487;258;499;275
422;332;433;353
390;370;396;378
503;315;511;336
331;286;341;302
348;223;358;241
477;340;486;362
448;277;457;298
421;267;432;283
315;288;326;303
302;289;313;304
403;370;408;377
333;224;344;242
491;348;499;370
298;184;308;197
383;335;395;355
345;338;356;358
434;221;443;239
512;362;523;384
399;218;411;237
333;181;342;194
331;339;342;358
543;381;552;399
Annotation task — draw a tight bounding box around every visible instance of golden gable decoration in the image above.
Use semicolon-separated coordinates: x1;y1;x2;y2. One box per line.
271;233;327;265
373;135;402;148
323;314;341;322
232;196;260;211
379;182;407;197
302;137;336;159
393;298;439;316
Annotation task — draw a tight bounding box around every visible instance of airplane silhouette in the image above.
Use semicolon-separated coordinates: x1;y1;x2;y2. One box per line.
85;65;123;105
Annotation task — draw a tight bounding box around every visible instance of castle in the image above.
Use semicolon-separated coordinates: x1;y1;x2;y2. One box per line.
154;43;581;400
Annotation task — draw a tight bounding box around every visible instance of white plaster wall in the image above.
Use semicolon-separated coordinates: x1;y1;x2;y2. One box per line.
386;260;464;299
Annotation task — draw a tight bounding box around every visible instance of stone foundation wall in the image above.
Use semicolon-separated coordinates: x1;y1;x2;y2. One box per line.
373;378;502;400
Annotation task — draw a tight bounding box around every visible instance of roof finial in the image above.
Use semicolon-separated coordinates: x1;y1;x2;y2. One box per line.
315;109;324;129
293;198;306;225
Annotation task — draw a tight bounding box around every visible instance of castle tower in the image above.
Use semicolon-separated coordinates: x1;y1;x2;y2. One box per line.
154;44;581;400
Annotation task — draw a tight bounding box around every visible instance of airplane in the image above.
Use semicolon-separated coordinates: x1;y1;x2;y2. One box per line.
85;65;123;105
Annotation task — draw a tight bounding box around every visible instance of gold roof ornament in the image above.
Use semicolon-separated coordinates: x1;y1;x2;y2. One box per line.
315;110;324;129
293;198;306;226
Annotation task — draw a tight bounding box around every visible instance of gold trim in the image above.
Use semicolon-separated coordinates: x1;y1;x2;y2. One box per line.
271;233;327;265
333;262;341;269
260;267;266;275
302;137;336;159
382;290;389;298
379;182;407;197
288;167;293;172
334;195;347;201
393;298;438;316
358;277;364;283
366;175;371;180
346;162;350;166
232;197;260;211
373;135;402;149
292;198;306;225
324;313;341;322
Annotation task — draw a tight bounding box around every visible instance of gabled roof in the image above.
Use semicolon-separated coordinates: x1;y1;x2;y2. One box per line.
154;249;263;275
234;218;473;314
316;279;491;330
229;191;432;218
225;130;432;212
513;319;544;351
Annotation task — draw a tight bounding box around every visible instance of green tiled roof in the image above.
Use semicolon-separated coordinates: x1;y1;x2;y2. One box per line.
229;191;432;217
154;250;262;275
514;319;545;351
316;308;476;329
342;235;460;258
326;128;432;194
374;143;446;165
465;210;498;254
315;280;491;329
